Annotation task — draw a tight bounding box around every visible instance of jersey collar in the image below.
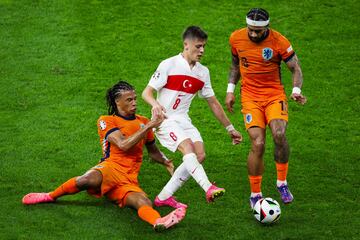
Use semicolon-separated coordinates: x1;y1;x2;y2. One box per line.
115;113;136;120
179;53;199;70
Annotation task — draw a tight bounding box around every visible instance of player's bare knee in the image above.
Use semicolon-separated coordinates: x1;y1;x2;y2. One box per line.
144;198;153;207
76;175;89;189
178;139;195;154
196;152;206;163
77;171;102;189
137;196;152;207
272;129;286;144
252;139;265;154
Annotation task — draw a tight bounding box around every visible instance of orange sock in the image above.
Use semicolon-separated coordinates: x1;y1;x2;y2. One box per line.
138;205;161;225
49;177;80;199
276;162;288;181
249;175;262;193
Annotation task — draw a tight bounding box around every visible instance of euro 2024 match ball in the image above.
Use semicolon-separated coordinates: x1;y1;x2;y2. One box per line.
253;197;281;224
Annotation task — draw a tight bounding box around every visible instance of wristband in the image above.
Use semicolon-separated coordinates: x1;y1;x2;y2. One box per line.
225;124;235;132
226;83;236;93
292;87;301;94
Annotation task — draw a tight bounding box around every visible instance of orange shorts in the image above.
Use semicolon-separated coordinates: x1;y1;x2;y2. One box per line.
87;161;146;207
241;98;288;129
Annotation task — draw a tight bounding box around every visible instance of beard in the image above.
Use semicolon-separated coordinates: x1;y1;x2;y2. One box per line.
249;36;263;42
248;29;269;43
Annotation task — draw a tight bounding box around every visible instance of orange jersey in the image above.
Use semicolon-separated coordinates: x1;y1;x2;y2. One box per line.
229;28;295;102
97;114;154;177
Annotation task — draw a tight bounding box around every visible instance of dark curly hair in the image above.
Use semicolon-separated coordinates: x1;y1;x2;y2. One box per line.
246;8;269;21
106;81;134;115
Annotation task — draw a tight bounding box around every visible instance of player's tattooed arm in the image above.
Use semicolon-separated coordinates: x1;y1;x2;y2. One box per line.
286;54;307;105
226;54;240;113
228;54;241;84
286;54;303;88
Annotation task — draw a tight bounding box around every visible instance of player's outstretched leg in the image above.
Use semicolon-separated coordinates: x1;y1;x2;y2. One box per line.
154;196;188;209
22;193;55;205
277;184;293;204
153;207;186;232
206;184;225;202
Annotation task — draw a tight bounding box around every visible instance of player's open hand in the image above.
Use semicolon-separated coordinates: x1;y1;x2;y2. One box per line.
149;114;165;128
151;104;166;119
225;93;236;113
164;159;174;175
229;129;243;145
290;93;307;105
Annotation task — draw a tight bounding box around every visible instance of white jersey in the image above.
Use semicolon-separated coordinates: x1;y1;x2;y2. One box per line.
148;53;215;118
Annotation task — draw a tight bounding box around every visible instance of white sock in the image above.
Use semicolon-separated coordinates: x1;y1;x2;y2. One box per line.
183;153;212;192
277;180;287;187
251;192;262;197
157;163;191;200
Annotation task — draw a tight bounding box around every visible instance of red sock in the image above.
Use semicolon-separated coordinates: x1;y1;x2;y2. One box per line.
138;205;161;225
49;177;80;199
248;175;262;193
276;162;288;181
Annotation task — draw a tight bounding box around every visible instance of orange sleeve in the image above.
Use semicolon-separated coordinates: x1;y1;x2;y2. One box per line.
98;116;119;138
278;34;295;62
229;31;238;56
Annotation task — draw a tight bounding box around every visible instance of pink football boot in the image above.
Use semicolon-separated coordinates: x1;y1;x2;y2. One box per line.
153;207;186;232
206;184;225;202
22;193;55;205
154;196;188;209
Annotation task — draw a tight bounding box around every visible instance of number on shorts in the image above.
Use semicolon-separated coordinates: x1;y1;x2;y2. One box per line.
172;98;181;109
169;132;177;141
280;101;288;113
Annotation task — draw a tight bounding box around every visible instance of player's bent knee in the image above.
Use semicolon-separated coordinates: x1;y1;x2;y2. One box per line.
126;192;152;209
178;139;195;154
252;140;265;153
197;152;206;163
273;130;286;143
77;170;102;189
138;197;152;207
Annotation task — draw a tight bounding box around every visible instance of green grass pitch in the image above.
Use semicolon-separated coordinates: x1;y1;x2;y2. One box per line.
1;0;359;239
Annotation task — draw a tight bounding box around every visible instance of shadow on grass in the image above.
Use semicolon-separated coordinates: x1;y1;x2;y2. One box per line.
54;200;108;207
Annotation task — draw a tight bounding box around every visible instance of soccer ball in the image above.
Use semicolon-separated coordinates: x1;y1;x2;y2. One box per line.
253;197;281;224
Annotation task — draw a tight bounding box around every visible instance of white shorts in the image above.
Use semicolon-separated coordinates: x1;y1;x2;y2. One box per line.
155;115;203;152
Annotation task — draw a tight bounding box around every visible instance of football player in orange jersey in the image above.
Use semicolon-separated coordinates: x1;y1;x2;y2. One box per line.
225;8;307;209
22;81;186;232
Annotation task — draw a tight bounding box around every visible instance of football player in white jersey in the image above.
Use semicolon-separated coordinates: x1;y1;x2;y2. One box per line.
142;26;243;209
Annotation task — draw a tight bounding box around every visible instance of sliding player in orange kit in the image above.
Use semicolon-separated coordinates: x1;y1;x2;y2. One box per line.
22;81;186;232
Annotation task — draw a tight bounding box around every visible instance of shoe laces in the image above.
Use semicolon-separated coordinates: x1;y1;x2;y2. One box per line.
279;185;290;196
251;195;261;202
168;196;178;203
